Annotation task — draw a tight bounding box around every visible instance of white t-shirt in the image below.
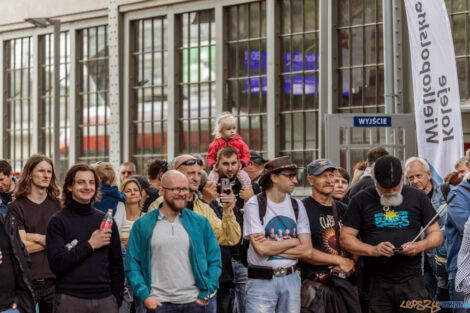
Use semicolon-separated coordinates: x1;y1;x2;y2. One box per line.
243;194;310;269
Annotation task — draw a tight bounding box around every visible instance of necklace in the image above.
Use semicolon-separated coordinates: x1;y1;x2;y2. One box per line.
382;206;390;212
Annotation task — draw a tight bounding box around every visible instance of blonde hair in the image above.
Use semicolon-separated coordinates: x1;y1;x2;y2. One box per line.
120;178;143;209
94;162;117;186
213;112;237;137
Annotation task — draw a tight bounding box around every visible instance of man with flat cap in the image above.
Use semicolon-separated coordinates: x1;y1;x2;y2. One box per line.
340;155;443;313
244;150;267;184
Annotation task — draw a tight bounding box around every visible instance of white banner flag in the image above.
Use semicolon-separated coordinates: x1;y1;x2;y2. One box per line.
404;0;463;179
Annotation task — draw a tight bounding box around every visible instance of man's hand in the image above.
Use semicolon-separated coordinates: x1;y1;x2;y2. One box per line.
251;233;267;243
239;187;254;202
88;229;111;250
333;256;355;275
0;249;2;264
144;297;162;309
26;233;46;245
369;241;395;257
202;181;218;204
398;241;421;257
195;298;208;306
220;189;236;214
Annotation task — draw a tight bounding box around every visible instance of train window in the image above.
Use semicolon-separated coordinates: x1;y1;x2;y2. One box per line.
131;17;168;173
178;10;216;155
337;0;384;113
5;37;33;173
226;2;267;155
279;0;319;186
77;26;110;164
39;32;71;177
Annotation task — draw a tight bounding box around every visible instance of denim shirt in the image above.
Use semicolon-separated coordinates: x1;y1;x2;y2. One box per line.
446;179;470;279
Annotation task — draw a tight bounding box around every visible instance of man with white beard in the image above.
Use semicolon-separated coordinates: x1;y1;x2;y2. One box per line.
340;155;442;313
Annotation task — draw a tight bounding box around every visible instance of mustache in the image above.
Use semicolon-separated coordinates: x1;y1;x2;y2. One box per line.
324;184;335;188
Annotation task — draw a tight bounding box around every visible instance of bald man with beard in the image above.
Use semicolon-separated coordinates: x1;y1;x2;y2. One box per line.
125;170;221;313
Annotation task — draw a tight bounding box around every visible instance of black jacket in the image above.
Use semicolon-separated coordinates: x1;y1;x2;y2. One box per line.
0;214;35;313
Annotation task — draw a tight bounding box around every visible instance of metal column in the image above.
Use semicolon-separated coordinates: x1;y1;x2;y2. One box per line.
392;0;404;112
68;26;77;167
266;0;279;159
108;0;122;170
32;33;40;154
167;11;177;160
383;0;395;114
52;20;61;170
319;0;331;158
215;4;225;114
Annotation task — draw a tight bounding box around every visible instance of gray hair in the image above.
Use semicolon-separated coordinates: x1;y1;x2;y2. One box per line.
455;156;470;170
404;157;430;173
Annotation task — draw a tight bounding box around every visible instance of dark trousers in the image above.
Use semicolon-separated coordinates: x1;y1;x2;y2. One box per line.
147;301;206;313
362;275;430;313
216;287;234;313
53;294;118;313
32;279;55;313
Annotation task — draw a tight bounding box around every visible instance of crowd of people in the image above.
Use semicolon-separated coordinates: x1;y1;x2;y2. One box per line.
1;112;470;313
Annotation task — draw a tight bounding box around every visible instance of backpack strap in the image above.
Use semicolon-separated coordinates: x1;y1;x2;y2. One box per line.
291;197;299;221
331;200;342;254
256;192;299;225
256;192;267;225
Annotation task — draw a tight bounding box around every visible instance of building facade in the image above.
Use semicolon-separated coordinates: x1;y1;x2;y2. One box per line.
0;0;469;188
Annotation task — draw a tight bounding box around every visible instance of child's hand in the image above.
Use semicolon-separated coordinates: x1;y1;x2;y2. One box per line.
239;187;254;201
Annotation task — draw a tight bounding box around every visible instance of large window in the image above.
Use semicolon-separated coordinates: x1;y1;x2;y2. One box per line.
39;32;70;176
337;0;384;112
77;26;109;163
226;2;267;154
131;17;168;173
178;10;216;155
5;37;32;173
280;0;319;177
446;0;470;103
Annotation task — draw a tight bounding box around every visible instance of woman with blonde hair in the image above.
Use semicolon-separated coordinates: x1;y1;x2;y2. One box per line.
115;178;145;313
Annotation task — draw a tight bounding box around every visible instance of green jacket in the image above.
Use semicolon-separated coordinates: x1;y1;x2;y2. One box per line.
125;207;221;302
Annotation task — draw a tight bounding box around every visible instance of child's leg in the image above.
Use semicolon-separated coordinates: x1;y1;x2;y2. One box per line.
207;169;220;184
237;169;252;188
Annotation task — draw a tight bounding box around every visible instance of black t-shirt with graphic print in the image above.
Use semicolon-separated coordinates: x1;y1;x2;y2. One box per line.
299;197;347;280
342;185;436;283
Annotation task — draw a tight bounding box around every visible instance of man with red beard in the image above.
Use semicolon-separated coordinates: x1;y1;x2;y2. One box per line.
341;155;442;313
125;170;221;313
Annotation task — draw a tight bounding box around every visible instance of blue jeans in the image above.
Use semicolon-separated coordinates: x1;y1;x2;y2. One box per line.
449;278;470;313
147;301;206;312
232;260;247;313
245;271;301;313
0;309;20;313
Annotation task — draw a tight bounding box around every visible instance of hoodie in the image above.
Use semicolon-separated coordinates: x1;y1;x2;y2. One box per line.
94;184;127;215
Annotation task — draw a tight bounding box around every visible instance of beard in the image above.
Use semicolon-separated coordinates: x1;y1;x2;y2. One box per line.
376;184;403;207
165;197;187;212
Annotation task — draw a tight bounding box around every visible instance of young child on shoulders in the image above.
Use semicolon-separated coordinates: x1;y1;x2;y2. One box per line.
207;112;252;188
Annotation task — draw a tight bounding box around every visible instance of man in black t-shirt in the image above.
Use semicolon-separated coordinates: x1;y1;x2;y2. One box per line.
8;155;62;313
341;155;442;313
299;159;356;280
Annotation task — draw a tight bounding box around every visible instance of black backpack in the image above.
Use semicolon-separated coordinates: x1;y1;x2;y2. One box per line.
240;192;299;267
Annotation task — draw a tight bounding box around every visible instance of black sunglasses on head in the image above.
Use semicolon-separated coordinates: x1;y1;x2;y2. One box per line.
176;158;204;169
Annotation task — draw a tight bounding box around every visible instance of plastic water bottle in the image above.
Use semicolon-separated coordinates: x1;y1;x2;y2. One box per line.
100;209;113;230
65;239;78;251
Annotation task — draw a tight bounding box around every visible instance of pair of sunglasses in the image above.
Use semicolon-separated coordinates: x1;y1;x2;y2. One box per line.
176;158;204;169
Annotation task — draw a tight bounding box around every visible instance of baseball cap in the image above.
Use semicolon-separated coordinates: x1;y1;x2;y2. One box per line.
373;155;403;189
307;159;336;176
130;175;159;194
250;150;267;163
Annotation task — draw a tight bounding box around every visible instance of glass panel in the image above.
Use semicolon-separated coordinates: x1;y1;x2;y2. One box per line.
340;127;348;145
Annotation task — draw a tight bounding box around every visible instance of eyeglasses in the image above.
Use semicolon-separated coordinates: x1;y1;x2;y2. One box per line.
162;186;189;194
277;173;297;180
176;158;204;169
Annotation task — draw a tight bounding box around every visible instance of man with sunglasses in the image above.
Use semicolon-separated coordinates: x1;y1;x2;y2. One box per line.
243;156;312;312
125;170;221;313
147;155;241;247
120;162;137;183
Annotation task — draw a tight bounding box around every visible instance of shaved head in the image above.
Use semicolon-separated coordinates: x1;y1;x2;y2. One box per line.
161;170;188;187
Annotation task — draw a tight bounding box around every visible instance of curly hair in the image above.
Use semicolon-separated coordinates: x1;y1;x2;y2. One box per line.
61;163;101;207
14;154;60;200
213;112;237;137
